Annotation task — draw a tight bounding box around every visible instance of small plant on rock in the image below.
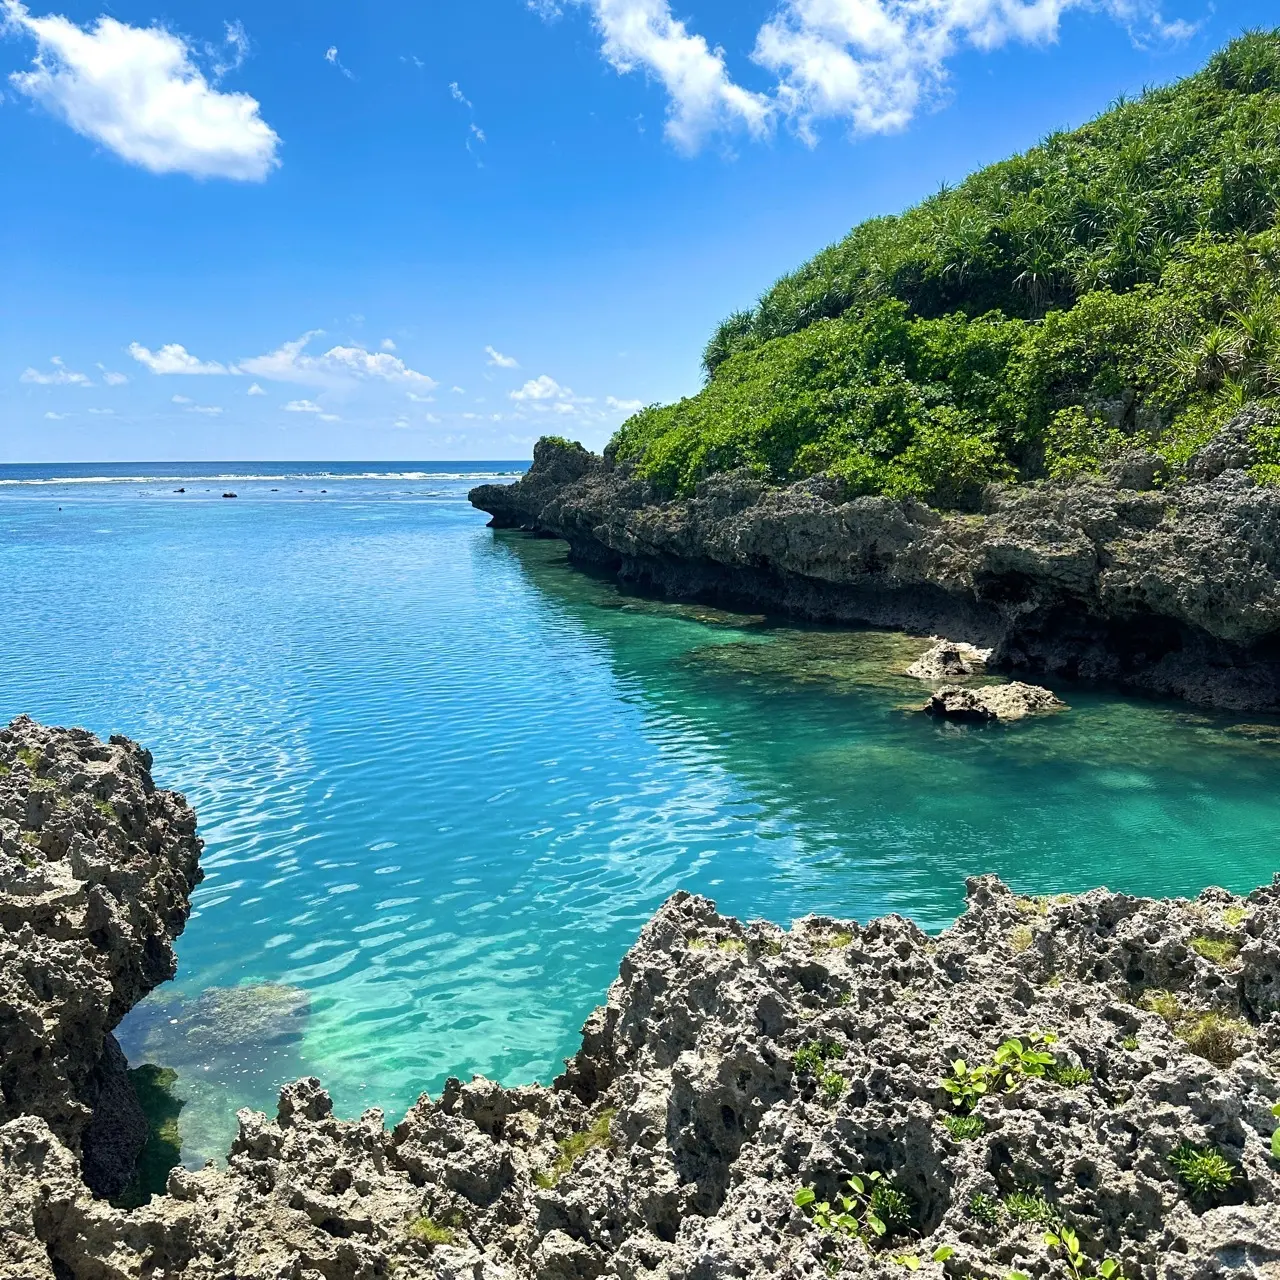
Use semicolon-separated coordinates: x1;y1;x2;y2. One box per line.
1177;1012;1250;1067
942;1058;993;1112
1044;1224;1122;1280
942;1114;986;1141
794;1040;844;1077
968;1192;1002;1225
1139;989;1182;1023
407;1216;455;1246
795;1172;912;1243
1191;936;1240;965
534;1109;616;1189
1121;1035;1140;1051
1010;924;1035;953
1003;1190;1056;1225
717;938;746;954
1047;1063;1092;1088
993;1032;1058;1091
1221;906;1248;927
1270;1104;1280;1161
820;1071;846;1101
1169;1142;1236;1198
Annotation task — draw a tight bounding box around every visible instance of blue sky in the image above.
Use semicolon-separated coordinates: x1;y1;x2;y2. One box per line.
1;0;1274;463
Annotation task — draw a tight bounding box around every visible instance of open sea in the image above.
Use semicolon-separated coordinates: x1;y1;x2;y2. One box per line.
2;460;1278;1163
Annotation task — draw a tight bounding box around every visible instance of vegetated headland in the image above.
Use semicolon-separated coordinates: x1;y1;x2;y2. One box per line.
2;715;1278;1279
473;32;1280;713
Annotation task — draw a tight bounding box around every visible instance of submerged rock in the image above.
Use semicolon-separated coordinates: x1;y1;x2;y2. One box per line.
924;681;1069;722
906;638;992;680
3;720;1280;1279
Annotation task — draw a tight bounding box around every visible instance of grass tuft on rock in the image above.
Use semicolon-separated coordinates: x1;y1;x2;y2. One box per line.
1191;935;1241;965
534;1109;617;1189
407;1216;456;1246
1169;1142;1237;1198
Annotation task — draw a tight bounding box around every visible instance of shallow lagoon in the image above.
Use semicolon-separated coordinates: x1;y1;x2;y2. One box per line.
1;463;1277;1162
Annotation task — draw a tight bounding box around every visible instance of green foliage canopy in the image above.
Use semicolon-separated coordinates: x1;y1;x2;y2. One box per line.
608;32;1280;506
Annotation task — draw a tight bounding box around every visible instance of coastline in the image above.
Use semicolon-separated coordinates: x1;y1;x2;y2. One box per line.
469;435;1280;713
3;716;1279;1278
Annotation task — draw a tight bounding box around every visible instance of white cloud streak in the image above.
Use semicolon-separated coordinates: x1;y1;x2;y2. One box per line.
238;333;437;388
20;356;90;385
129;342;229;375
485;345;520;369
4;1;280;180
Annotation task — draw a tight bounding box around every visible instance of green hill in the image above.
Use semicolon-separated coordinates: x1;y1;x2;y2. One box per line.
608;31;1280;507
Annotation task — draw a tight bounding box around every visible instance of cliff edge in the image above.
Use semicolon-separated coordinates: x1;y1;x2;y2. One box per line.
469;429;1280;712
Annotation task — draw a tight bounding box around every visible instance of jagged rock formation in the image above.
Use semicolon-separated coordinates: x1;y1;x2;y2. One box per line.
469;430;1280;712
0;716;202;1199
2;711;1278;1280
906;641;992;682
923;683;1068;723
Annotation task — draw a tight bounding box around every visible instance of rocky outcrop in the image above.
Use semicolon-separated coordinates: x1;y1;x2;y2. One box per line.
0;717;202;1199
924;682;1068;722
469;427;1280;711
3;719;1279;1279
906;641;991;681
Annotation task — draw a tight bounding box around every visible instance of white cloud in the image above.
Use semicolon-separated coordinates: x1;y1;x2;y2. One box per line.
20;356;90;385
186;404;222;415
4;2;280;180
510;374;571;402
325;45;354;79
585;0;772;151
171;394;192;404
130;342;229;374
406;391;433;402
757;0;1189;139
97;364;128;385
485;345;519;369
87;406;114;414
606;395;644;413
44;410;69;419
247;382;266;395
380;338;397;351
285;399;322;412
537;0;1185;148
237;332;437;388
449;80;472;108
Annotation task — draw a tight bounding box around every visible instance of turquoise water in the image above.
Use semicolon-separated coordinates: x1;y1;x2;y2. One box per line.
1;462;1278;1162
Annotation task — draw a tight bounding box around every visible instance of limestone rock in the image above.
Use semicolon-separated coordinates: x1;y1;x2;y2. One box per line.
905;639;991;680
471;423;1280;711
924;681;1068;722
0;716;203;1198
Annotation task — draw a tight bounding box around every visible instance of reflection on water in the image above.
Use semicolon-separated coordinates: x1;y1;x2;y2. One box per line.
1;471;1277;1166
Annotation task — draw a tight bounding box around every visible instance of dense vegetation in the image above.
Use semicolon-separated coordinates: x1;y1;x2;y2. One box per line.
608;31;1280;507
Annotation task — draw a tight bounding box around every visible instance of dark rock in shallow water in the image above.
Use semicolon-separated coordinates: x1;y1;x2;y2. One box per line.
925;681;1068;722
471;430;1280;712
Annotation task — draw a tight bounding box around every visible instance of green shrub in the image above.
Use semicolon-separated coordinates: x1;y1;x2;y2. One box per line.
1003;1190;1056;1225
942;1114;986;1141
794;1040;844;1077
968;1192;1002;1225
1169;1142;1236;1197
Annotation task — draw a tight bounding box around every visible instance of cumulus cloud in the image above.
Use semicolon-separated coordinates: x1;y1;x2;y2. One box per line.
44;411;70;419
185;403;222;415
536;0;1187;148
238;333;437;388
97;365;128;385
586;0;772;151
86;406;114;414
247;382;266;395
3;2;280;180
485;345;519;369
129;342;229;375
510;374;570;402
380;338;397;351
20;356;90;385
284;397;340;422
606;395;644;413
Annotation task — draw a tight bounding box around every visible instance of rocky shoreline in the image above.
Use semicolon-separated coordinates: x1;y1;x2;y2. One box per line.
3;717;1280;1279
468;429;1280;713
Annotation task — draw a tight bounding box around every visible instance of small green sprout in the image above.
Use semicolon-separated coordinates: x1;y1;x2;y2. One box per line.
1045;1225;1121;1280
1047;1063;1092;1088
1271;1104;1280;1161
794;1040;844;1077
942;1114;985;1141
820;1071;846;1100
1139;989;1182;1023
1003;1191;1055;1225
407;1216;455;1246
1191;936;1240;965
932;1247;955;1262
941;1058;992;1112
1121;1035;1139;1051
795;1173;912;1242
892;1256;920;1270
993;1032;1058;1091
1169;1142;1236;1197
968;1192;1001;1225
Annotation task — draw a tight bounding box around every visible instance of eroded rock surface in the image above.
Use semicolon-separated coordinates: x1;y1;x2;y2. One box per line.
469;430;1280;711
0;716;202;1198
906;641;992;681
924;683;1068;722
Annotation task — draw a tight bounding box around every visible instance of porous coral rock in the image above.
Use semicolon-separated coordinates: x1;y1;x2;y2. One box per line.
924;681;1068;722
